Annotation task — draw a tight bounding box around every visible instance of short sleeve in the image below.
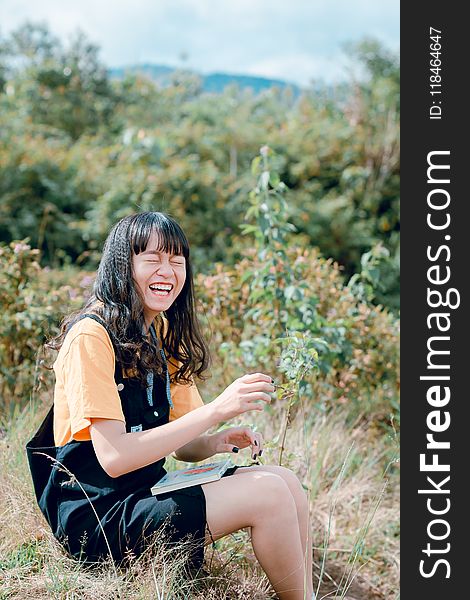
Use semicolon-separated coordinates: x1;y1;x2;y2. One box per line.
62;331;125;440
169;378;205;422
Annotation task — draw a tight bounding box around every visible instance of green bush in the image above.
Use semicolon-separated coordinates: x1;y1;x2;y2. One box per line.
197;246;399;426
0;240;83;413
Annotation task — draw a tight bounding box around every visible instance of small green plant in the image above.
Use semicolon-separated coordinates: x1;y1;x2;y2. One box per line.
237;147;329;470
273;331;322;466
240;145;324;343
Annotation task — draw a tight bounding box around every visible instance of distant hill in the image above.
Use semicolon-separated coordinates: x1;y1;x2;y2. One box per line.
109;63;300;95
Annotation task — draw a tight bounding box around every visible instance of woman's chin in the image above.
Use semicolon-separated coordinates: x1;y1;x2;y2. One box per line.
147;298;173;313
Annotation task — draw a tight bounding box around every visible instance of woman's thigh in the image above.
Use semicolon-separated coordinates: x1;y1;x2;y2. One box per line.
201;469;295;546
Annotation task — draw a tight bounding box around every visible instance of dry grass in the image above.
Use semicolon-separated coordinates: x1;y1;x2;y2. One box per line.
0;385;399;600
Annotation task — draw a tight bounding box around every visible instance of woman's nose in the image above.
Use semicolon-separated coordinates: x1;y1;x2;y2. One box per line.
155;261;173;276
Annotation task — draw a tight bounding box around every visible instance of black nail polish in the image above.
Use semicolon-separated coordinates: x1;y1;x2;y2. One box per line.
259;450;263;456
232;447;239;453
271;378;274;383
254;440;258;446
253;453;257;460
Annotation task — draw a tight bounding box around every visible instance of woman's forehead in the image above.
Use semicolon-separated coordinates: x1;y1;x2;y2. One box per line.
145;231;164;249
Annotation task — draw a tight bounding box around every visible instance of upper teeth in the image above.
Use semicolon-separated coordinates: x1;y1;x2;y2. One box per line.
150;284;172;291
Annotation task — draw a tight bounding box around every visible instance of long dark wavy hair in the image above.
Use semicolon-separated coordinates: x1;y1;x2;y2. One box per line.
46;212;211;387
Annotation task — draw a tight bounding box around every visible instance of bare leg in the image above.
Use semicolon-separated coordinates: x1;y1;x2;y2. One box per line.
233;465;314;598
202;470;309;599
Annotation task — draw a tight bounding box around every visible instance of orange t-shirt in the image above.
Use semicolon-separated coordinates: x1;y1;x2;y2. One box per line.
53;315;205;446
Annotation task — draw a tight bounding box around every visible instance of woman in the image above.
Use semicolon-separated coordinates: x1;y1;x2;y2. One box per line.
27;212;314;600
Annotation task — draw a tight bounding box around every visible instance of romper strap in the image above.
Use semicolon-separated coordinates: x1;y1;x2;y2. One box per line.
149;322;174;409
69;313;114;340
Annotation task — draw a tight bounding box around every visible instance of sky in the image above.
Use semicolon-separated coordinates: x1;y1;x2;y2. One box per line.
0;0;399;86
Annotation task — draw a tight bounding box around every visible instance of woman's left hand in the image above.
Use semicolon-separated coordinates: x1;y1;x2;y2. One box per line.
210;427;263;460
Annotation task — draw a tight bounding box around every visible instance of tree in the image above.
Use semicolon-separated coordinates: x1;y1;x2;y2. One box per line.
2;23;119;139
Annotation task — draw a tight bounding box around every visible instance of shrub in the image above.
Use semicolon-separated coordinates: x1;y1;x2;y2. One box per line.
0;240;83;413
196;148;399;427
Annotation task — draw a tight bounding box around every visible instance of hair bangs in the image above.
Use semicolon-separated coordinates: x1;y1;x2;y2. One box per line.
131;212;189;258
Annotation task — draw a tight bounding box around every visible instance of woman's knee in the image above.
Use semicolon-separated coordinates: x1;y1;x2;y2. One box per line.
247;471;298;524
273;466;309;509
238;465;309;514
203;470;297;539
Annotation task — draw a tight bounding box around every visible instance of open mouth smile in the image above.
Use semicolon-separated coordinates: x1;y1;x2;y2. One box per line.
149;282;174;296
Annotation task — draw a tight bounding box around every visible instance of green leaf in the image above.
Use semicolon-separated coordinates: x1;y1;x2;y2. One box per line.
251;156;261;175
269;172;280;187
239;224;259;236
284;285;297;300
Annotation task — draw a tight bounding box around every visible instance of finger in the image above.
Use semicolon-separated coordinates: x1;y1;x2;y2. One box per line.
243;428;257;447
228;437;250;449
223;426;244;437
242;428;257;455
243;400;269;412
251;432;264;459
251;438;258;459
253;432;264;455
219;443;240;454
241;372;274;385
241;381;276;394
225;428;250;445
242;427;254;441
243;392;272;405
241;402;266;414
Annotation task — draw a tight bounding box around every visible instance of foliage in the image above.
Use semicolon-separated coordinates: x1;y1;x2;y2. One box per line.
0;154;399;599
0;144;399;434
0;22;400;309
0;134;96;265
0;398;399;599
2;22;119;140
345;37;400;88
200;244;399;424
0;22;400;600
0;241;83;413
198;148;399;429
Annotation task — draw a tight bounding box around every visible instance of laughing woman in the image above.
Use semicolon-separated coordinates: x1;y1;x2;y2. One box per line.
27;211;314;600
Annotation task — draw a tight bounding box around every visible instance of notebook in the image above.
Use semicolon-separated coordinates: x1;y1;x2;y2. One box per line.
151;458;234;496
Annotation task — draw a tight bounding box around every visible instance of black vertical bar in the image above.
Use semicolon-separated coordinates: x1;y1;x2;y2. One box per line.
401;2;468;597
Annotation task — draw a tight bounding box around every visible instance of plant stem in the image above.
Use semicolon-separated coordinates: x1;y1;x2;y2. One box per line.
277;391;295;466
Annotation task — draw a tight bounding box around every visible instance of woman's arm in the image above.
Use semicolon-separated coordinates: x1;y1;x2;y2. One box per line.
173;426;264;463
172;434;216;462
90;403;220;478
90;372;273;477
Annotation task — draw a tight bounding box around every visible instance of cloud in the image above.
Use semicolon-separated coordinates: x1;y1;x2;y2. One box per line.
0;0;399;85
242;54;349;86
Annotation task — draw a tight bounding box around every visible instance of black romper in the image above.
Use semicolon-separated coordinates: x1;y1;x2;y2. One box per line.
26;313;240;571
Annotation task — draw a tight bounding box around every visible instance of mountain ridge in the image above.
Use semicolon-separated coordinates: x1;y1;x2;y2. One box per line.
109;63;301;94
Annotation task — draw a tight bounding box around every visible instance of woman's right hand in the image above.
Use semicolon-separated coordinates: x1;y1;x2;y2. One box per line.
211;372;275;421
